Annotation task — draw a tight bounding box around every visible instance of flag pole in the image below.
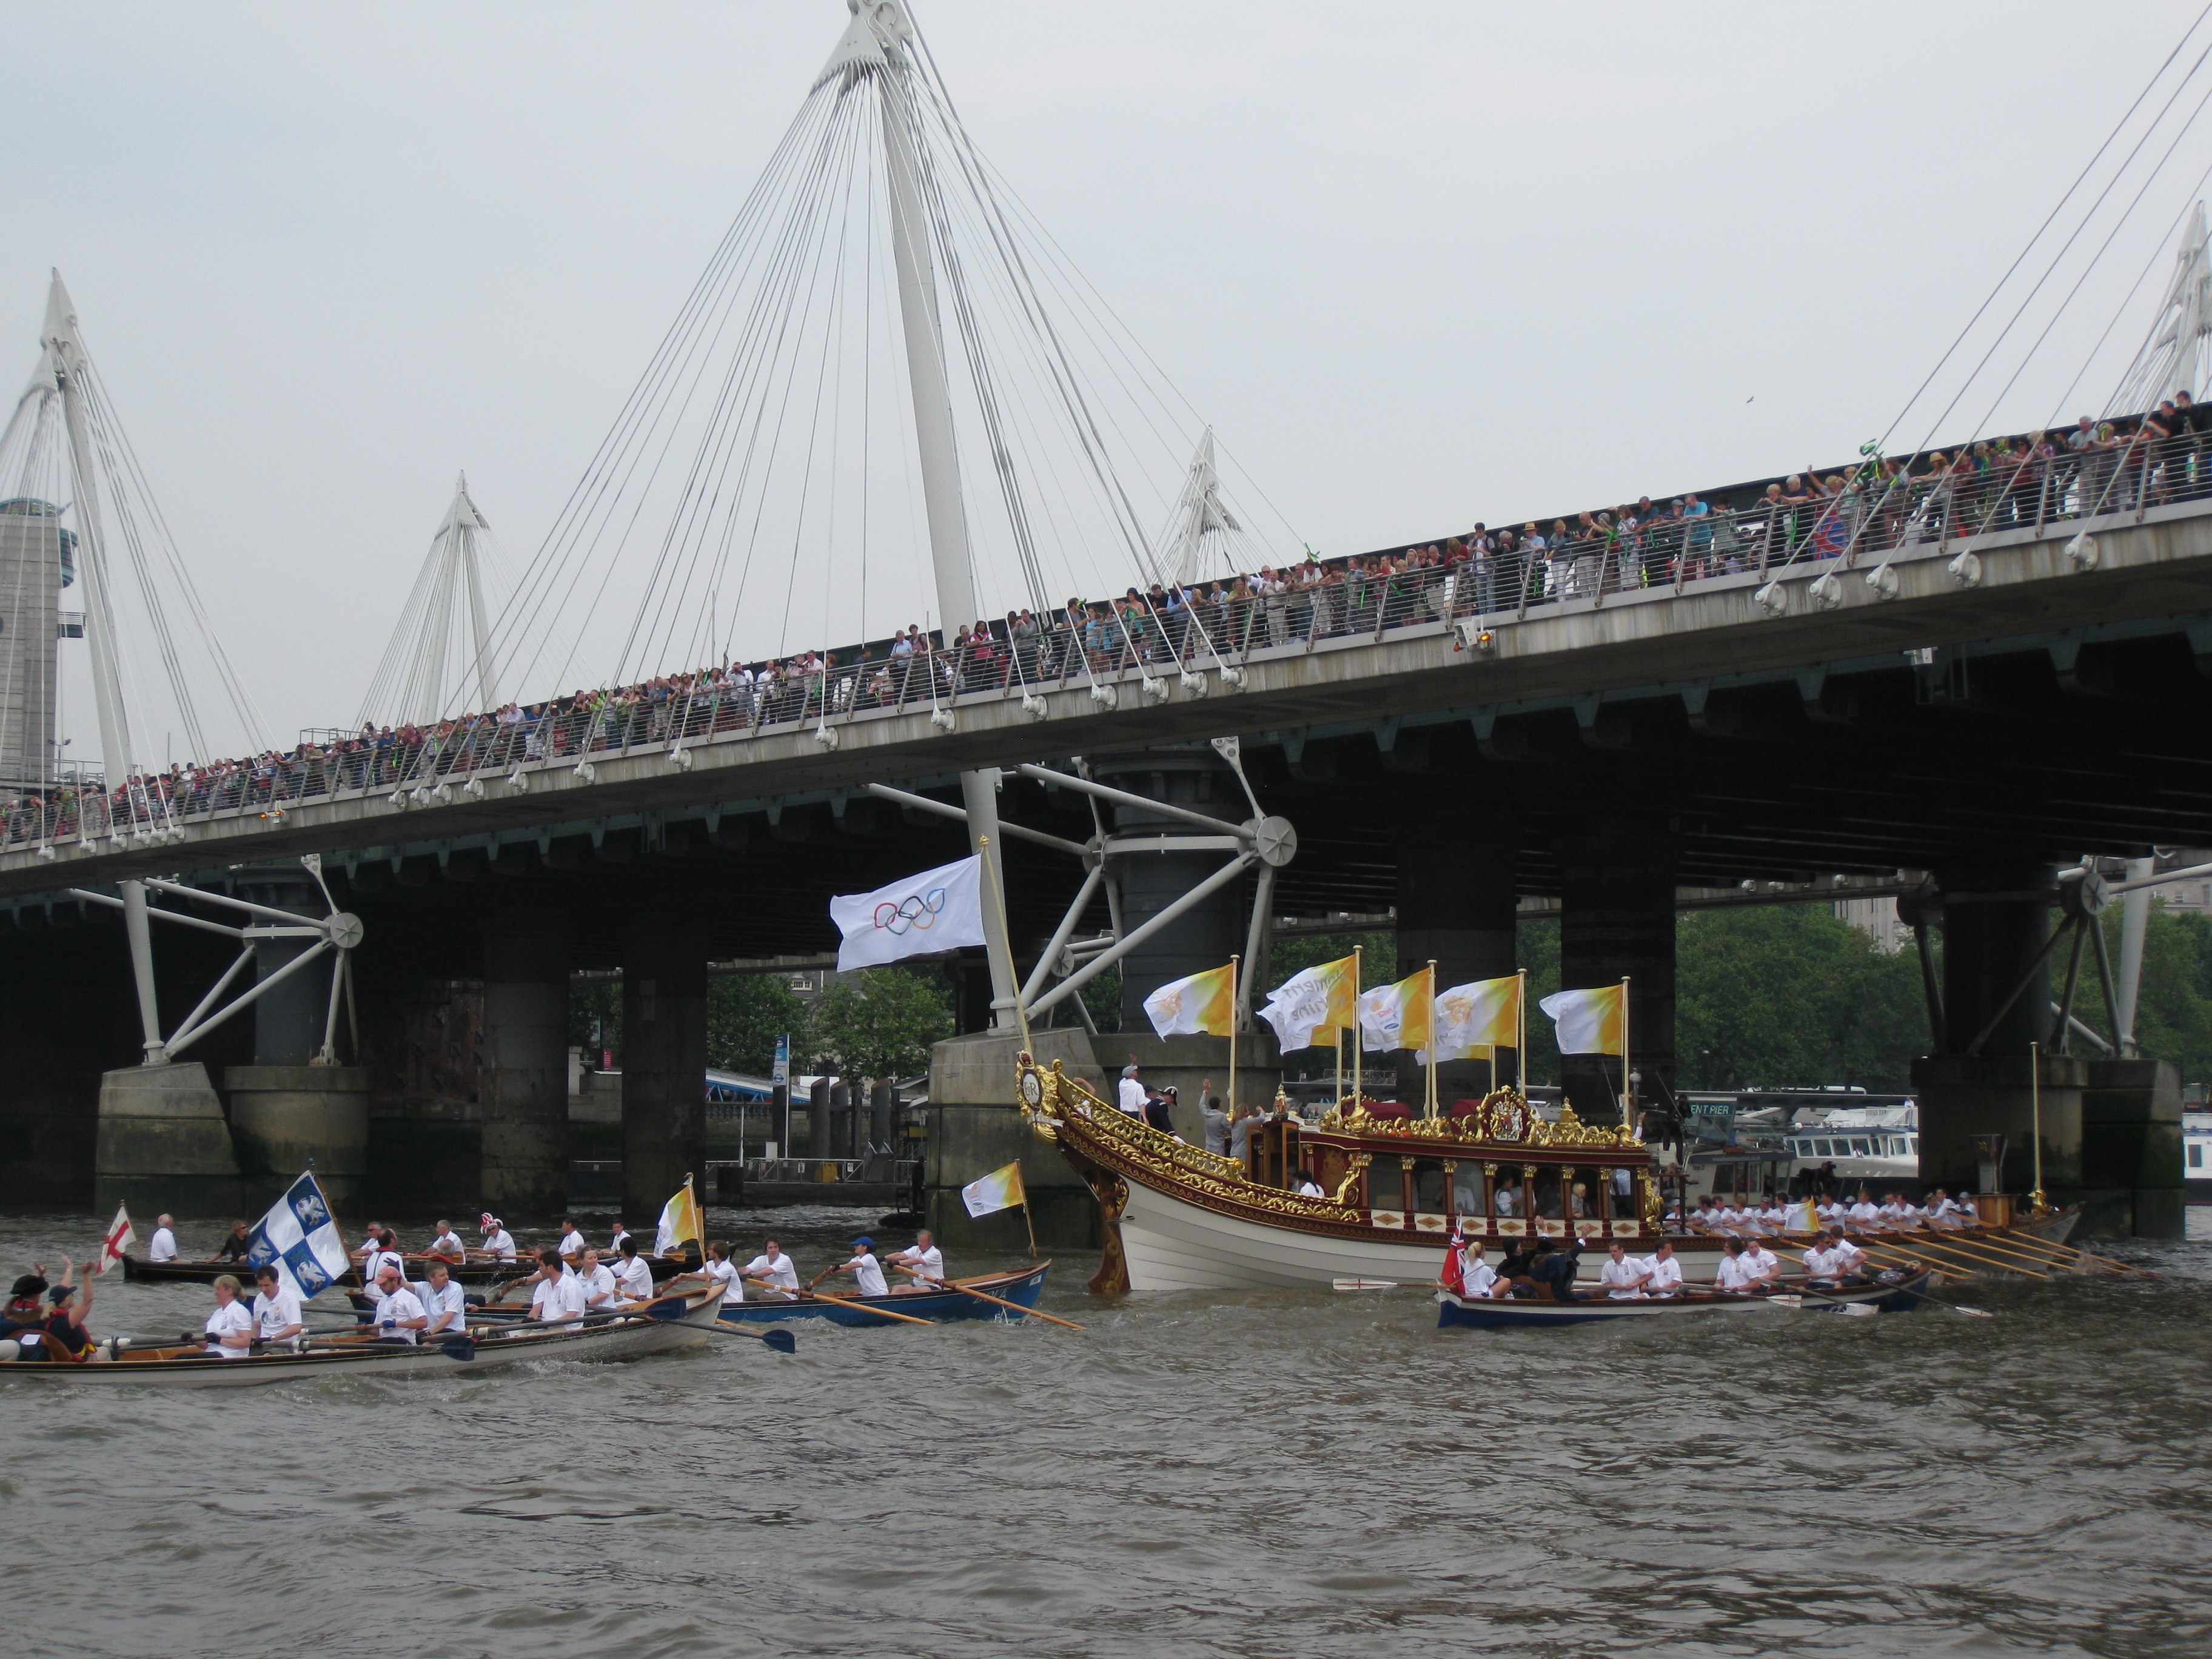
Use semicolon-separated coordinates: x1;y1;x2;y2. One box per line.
1619;976;1632;1130
979;836;1032;1052
1516;968;1527;1098
1426;959;1438;1118
1353;945;1363;1107
1228;954;1240;1122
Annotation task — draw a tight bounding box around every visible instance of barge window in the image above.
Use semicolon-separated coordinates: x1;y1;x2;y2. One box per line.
1412;1160;1447;1213
1452;1165;1485;1215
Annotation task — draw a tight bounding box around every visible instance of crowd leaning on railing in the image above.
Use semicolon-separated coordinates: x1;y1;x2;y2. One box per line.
8;395;2208;852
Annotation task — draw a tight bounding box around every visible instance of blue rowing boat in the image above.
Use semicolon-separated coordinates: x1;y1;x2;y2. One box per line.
1434;1268;1940;1330
719;1262;1051;1327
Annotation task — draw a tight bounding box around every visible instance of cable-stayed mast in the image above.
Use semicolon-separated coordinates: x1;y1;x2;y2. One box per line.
1159;428;1242;588
359;472;506;727
2113;200;2212;412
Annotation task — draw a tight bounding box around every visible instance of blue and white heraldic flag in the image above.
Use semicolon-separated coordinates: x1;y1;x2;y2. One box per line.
244;1171;352;1301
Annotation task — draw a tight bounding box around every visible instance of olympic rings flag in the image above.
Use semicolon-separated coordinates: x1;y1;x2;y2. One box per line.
830;854;988;971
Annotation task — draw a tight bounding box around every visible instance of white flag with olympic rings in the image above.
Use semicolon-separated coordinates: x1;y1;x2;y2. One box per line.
830;854;987;971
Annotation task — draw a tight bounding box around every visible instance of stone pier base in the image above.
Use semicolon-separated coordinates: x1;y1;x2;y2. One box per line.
925;1028;1102;1251
94;1062;244;1218
226;1065;372;1212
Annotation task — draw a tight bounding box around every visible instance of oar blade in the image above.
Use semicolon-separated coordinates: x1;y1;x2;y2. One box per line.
762;1326;797;1354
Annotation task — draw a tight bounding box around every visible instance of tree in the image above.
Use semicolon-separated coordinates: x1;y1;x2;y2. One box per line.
806;966;953;1080
708;973;808;1074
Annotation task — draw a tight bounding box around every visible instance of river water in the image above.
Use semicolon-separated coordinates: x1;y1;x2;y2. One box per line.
2;1207;2207;1659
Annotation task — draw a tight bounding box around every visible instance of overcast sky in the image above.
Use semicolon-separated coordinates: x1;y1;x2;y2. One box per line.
3;1;2205;759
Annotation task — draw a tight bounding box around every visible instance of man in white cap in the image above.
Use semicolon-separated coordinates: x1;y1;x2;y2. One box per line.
1117;1064;1147;1118
479;1215;517;1261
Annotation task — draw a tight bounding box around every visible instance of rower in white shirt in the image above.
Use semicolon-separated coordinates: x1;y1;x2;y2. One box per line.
1598;1242;1651;1300
203;1275;254;1357
608;1222;632;1256
833;1236;889;1298
1686;1199;1721;1232
527;1252;588;1329
147;1216;179;1264
555;1220;586;1261
1761;1199;1794;1232
1926;1188;1965;1225
1712;1239;1760;1293
1641;1240;1684;1297
885;1231;945;1294
479;1215;517;1261
428;1221;466;1259
416;1259;469;1342
1744;1240;1783;1289
1456;1239;1500;1299
368;1264;427;1344
1832;1233;1866;1274
1849;1193;1885;1227
742;1238;800;1300
703;1241;743;1305
575;1248;619;1310
248;1266;304;1346
1802;1232;1851;1287
1816;1196;1846;1227
611;1239;656;1303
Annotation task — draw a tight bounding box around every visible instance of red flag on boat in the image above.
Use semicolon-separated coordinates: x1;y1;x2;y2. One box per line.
96;1204;135;1275
1440;1223;1466;1295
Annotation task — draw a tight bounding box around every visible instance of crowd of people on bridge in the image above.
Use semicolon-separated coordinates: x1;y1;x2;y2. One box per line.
7;398;2208;852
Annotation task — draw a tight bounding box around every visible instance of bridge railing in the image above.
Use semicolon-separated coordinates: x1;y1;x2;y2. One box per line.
10;422;2212;857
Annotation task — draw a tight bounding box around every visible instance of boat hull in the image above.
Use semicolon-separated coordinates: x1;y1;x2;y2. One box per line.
717;1264;1049;1327
2;1288;725;1388
119;1253;689;1289
1435;1269;1940;1329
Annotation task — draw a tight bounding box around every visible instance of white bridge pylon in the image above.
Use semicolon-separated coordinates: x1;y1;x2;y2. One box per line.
360;471;504;729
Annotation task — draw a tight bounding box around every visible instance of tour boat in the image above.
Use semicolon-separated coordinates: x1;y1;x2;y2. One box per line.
1433;1266;1940;1330
0;1284;728;1388
715;1262;1050;1327
1016;1055;2084;1293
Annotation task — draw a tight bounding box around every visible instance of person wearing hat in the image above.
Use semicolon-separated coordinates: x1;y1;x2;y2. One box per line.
1143;1085;1178;1137
1117;1063;1147;1118
833;1236;889;1297
478;1214;517;1261
0;1258;98;1361
367;1263;428;1344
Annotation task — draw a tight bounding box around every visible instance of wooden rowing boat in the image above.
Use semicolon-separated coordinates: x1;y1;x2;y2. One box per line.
0;1283;727;1388
715;1263;1050;1327
1016;1054;2082;1292
119;1251;692;1289
1434;1267;1941;1329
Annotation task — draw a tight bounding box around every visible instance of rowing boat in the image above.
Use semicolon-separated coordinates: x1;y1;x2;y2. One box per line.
716;1263;1050;1327
1434;1267;1940;1329
119;1252;691;1289
0;1282;727;1388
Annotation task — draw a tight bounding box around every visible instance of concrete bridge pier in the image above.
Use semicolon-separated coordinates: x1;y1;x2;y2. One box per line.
1394;812;1520;1107
1913;866;2085;1207
478;905;571;1218
224;866;369;1211
1556;826;1677;1129
620;910;707;1227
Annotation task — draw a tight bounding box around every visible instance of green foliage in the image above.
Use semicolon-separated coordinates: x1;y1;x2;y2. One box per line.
1673;905;1929;1091
569;980;620;1060
805;966;953;1081
1076;965;1122;1034
2060;900;2212;1086
707;973;808;1074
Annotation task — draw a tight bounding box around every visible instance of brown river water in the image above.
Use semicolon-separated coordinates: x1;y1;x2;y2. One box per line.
2;1208;2207;1659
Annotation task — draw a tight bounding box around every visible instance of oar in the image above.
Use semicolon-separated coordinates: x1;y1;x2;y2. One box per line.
891;1265;1083;1330
1879;1232;2051;1279
1992;1231;2149;1276
1942;1229;2091;1275
697;1321;797;1353
797;1284;936;1326
1785;1275;1992;1319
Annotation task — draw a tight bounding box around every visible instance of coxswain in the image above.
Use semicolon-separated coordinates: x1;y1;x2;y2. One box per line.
203;1275;255;1357
742;1237;800;1299
1712;1238;1758;1294
478;1214;517;1261
702;1241;743;1307
1599;1241;1651;1300
611;1238;655;1303
1456;1239;1500;1299
368;1264;427;1344
885;1230;945;1293
417;1259;468;1342
427;1220;466;1260
147;1215;179;1264
1641;1239;1684;1297
575;1248;618;1310
213;1219;253;1262
555;1219;586;1263
833;1236;889;1297
608;1220;632;1255
528;1249;588;1329
249;1265;304;1347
